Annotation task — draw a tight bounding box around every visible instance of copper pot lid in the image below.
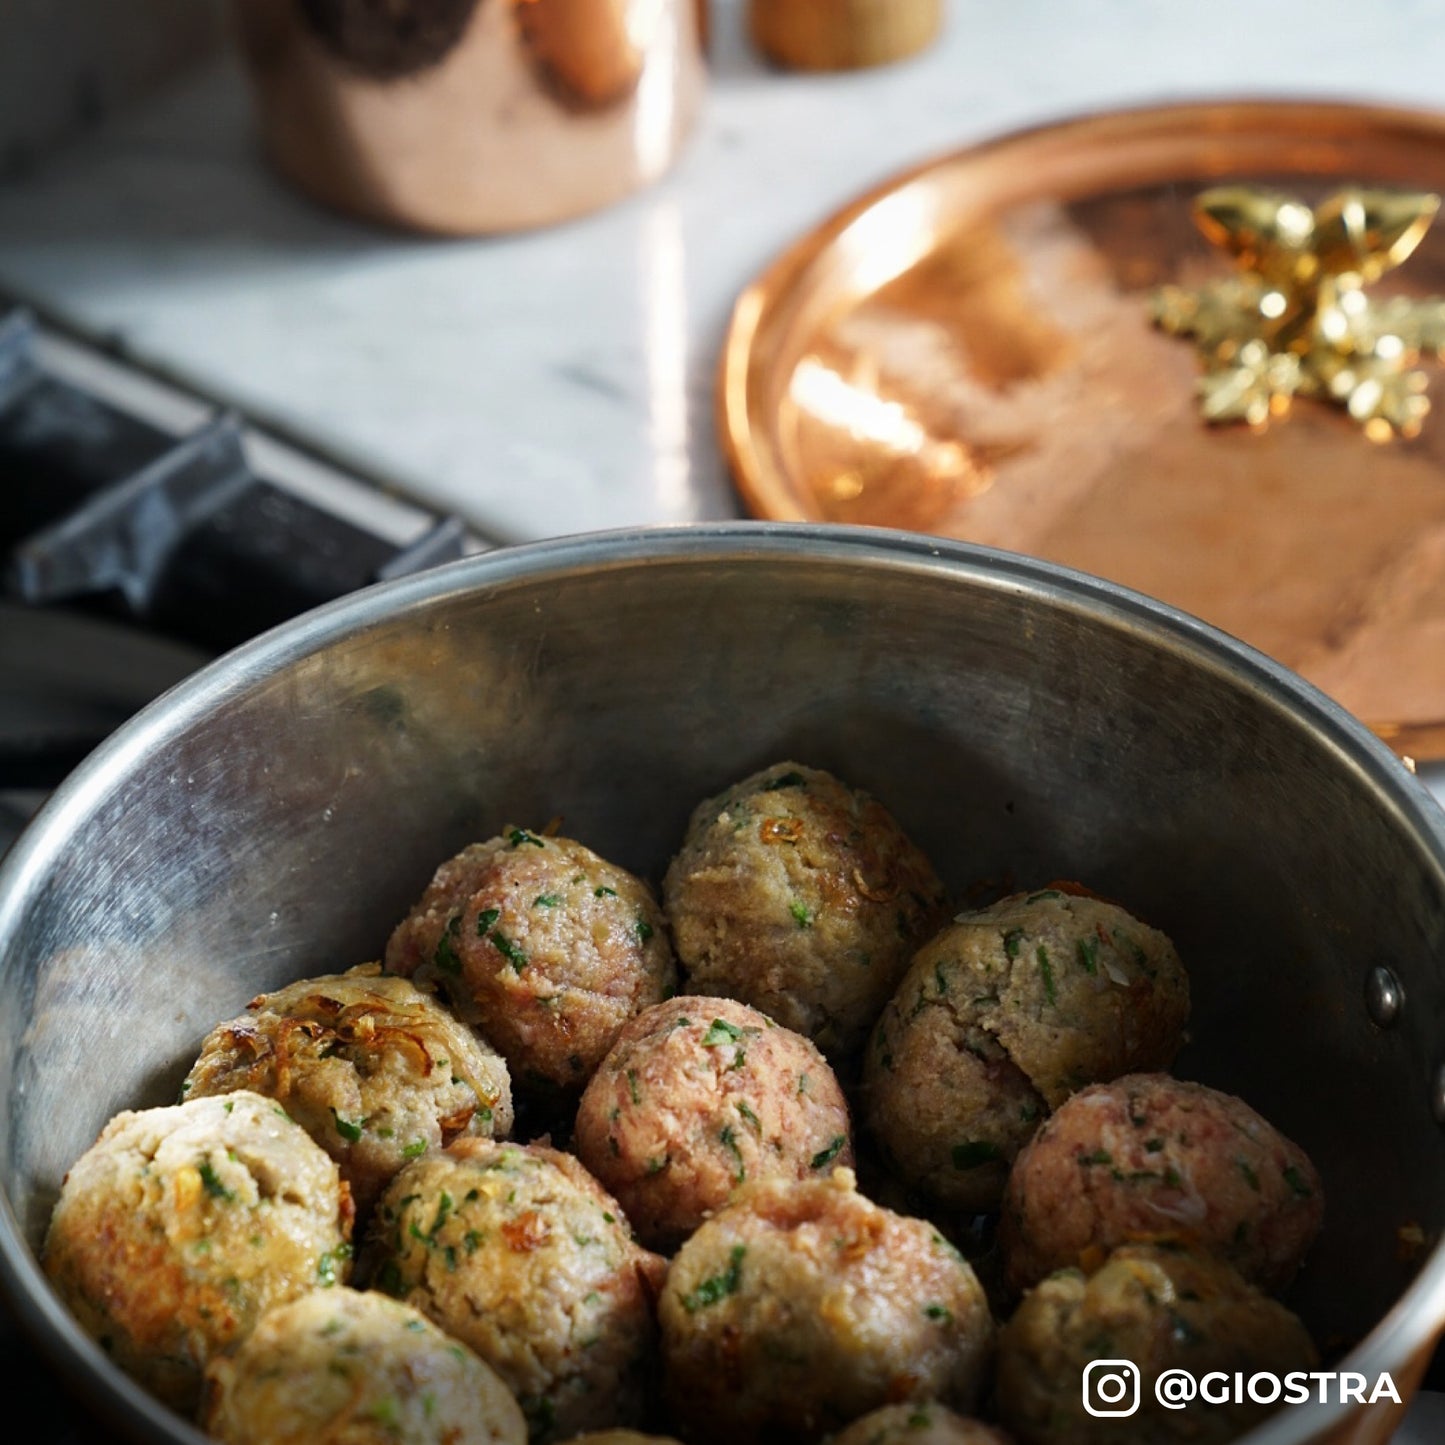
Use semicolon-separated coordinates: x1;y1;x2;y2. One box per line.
719;100;1445;758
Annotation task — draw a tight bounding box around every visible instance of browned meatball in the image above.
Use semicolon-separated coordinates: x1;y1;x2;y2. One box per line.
43;1091;354;1411
997;1244;1317;1445
1000;1075;1323;1294
574;996;853;1250
659;1171;994;1444
202;1287;527;1445
364;1139;665;1443
830;1403;1014;1445
863;890;1188;1215
184;963;512;1215
864;985;1045;1216
664;762;948;1058
386;831;676;1090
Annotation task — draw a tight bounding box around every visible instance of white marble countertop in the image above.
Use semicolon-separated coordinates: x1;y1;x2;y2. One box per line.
2;0;1445;545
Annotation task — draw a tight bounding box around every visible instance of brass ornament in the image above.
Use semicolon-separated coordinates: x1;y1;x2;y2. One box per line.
1153;186;1445;439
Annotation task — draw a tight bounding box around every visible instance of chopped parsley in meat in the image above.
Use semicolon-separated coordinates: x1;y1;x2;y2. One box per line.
680;1244;746;1312
197;1159;234;1203
1037;944;1057;1005
701;1018;744;1048
434;915;464;974
491;931;527;971
719;1126;746;1183
1283;1165;1313;1198
762;771;808;791
331;1110;364;1143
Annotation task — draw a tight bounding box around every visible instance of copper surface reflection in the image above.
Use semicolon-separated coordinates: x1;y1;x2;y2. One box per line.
232;0;704;234
721;101;1445;756
784;355;994;527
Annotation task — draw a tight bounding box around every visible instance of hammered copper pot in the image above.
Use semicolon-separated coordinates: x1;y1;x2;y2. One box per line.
1;525;1445;1443
230;0;706;233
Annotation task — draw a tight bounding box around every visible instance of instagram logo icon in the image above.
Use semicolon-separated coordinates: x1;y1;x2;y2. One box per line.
1082;1360;1141;1418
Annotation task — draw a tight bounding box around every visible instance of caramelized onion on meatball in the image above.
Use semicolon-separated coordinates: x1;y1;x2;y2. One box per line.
185;963;511;1215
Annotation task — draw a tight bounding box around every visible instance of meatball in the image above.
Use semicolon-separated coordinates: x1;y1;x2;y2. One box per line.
664;762;948;1058
659;1170;994;1444
997;1244;1318;1445
862;890;1188;1215
203;1286;526;1444
364;1139;665;1442
386;831;676;1090
184;963;513;1215
1000;1074;1323;1294
574;996;854;1250
830;1403;1014;1445
42;1091;353;1411
865;986;1046;1216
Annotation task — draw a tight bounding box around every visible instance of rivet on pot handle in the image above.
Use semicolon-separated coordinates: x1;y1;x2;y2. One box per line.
1365;965;1403;1029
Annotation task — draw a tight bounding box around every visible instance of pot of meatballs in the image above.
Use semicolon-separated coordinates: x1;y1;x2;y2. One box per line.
1;523;1443;1445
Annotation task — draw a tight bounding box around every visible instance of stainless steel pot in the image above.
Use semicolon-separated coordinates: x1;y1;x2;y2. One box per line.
2;524;1444;1443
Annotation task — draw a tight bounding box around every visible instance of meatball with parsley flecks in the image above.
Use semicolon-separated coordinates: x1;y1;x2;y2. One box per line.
659;1170;994;1445
864;982;1046;1217
997;1244;1317;1445
830;1402;1015;1445
202;1286;527;1445
574;995;853;1251
42;1091;354;1412
385;830;676;1091
183;963;512;1215
863;889;1188;1215
363;1139;665;1443
664;762;948;1058
1000;1074;1323;1294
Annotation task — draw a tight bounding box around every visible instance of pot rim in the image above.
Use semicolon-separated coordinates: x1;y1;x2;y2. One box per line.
2;520;1442;1443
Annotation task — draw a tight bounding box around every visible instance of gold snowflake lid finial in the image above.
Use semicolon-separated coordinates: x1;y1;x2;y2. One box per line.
1153;185;1445;439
